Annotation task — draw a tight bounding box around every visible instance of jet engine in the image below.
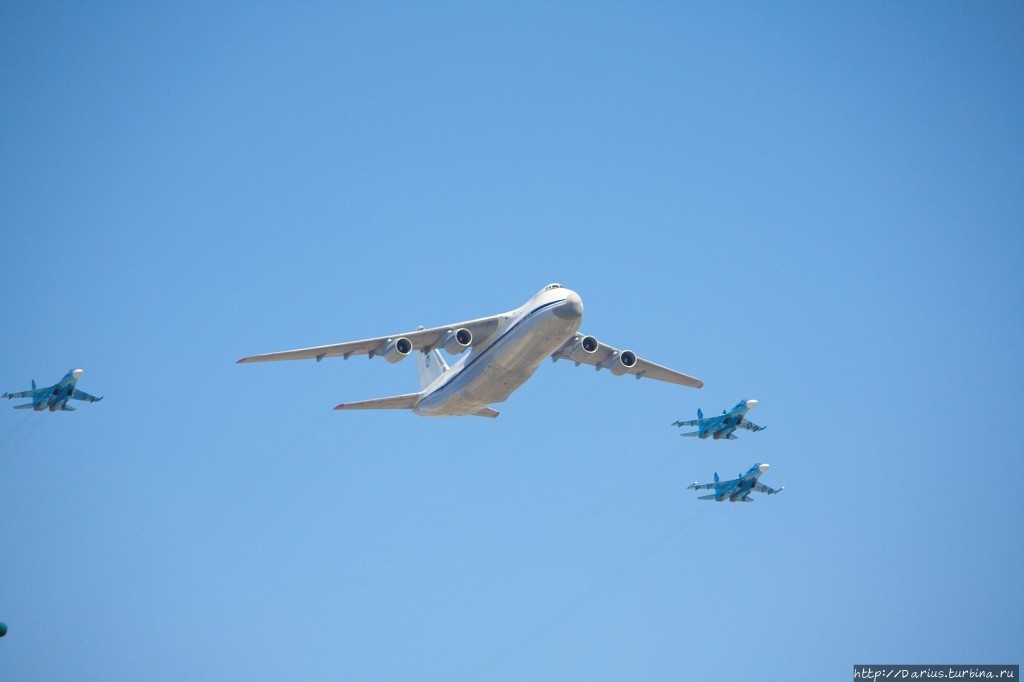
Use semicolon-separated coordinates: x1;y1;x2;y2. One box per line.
377;337;413;364
604;349;638;376
441;328;472;355
564;335;599;362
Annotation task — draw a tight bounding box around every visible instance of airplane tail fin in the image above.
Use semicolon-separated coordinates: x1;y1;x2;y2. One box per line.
334;393;421;412
14;403;34;410
697;407;703;420
32;380;36;390
714;472;719;483
416;349;448;390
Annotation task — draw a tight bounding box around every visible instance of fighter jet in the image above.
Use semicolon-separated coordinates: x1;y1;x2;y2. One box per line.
688;463;783;502
2;369;103;412
672;399;765;439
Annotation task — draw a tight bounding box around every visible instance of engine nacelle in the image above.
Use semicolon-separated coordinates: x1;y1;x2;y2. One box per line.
565;335;599;362
377;337;413;364
441;328;472;355
605;349;638;376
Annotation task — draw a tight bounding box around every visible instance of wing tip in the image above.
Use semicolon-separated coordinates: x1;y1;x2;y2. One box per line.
236;357;252;364
333;403;346;411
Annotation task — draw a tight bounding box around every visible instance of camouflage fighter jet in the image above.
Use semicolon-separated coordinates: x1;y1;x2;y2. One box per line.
673;399;765;440
688;463;783;502
3;369;103;412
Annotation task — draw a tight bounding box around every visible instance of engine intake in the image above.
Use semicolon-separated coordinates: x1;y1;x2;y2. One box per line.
605;349;638;376
565;335;599;362
441;328;472;355
377;337;413;364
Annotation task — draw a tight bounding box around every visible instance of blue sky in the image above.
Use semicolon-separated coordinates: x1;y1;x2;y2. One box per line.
2;2;1022;679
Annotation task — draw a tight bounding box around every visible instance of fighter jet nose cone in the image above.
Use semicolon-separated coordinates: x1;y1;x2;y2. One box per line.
554;291;584;320
746;399;758;409
72;369;84;379
759;463;770;472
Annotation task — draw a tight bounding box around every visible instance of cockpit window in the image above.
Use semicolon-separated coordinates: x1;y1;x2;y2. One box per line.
544;283;562;291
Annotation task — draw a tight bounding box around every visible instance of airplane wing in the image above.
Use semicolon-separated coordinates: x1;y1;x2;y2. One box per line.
687;481;716;491
738;418;765;432
71;389;102;403
673;414;723;428
754;483;783;495
2;389;36;399
552;333;703;388
237;314;503;364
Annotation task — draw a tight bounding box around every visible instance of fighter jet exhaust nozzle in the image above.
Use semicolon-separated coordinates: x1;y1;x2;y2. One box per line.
441;328;472;355
378;337;413;364
607;350;638;376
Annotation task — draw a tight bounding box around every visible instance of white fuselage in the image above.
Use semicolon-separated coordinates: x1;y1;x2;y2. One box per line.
413;287;583;417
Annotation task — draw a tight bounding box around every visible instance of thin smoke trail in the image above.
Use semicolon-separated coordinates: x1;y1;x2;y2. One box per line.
0;414;45;468
0;414;34;447
559;514;694;617
474;511;695;678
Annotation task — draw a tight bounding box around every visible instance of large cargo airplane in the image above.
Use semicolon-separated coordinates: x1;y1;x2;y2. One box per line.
238;284;702;418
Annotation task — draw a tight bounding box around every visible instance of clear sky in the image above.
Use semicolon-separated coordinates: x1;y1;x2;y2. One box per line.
2;2;1022;680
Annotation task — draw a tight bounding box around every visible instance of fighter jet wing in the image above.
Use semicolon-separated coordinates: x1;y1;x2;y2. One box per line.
738;418;765;432
552;333;703;388
754;483;783;495
71;389;102;403
687;481;717;491
2;389;35;399
237;314;502;364
673;414;725;428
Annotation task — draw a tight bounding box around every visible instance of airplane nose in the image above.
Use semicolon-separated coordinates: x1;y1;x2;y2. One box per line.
746;399;758;409
554;290;584;320
758;463;770;472
72;369;84;379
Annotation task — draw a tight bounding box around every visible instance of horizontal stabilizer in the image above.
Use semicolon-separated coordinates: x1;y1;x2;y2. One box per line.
698;494;717;501
60;404;76;411
334;393;421;411
472;407;500;419
14;403;34;410
680;431;699;437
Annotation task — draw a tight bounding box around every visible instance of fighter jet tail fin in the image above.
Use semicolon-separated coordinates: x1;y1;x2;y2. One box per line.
14;403;34;410
31;380;36;390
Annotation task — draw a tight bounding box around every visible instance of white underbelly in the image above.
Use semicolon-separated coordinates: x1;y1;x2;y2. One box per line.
415;309;580;416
